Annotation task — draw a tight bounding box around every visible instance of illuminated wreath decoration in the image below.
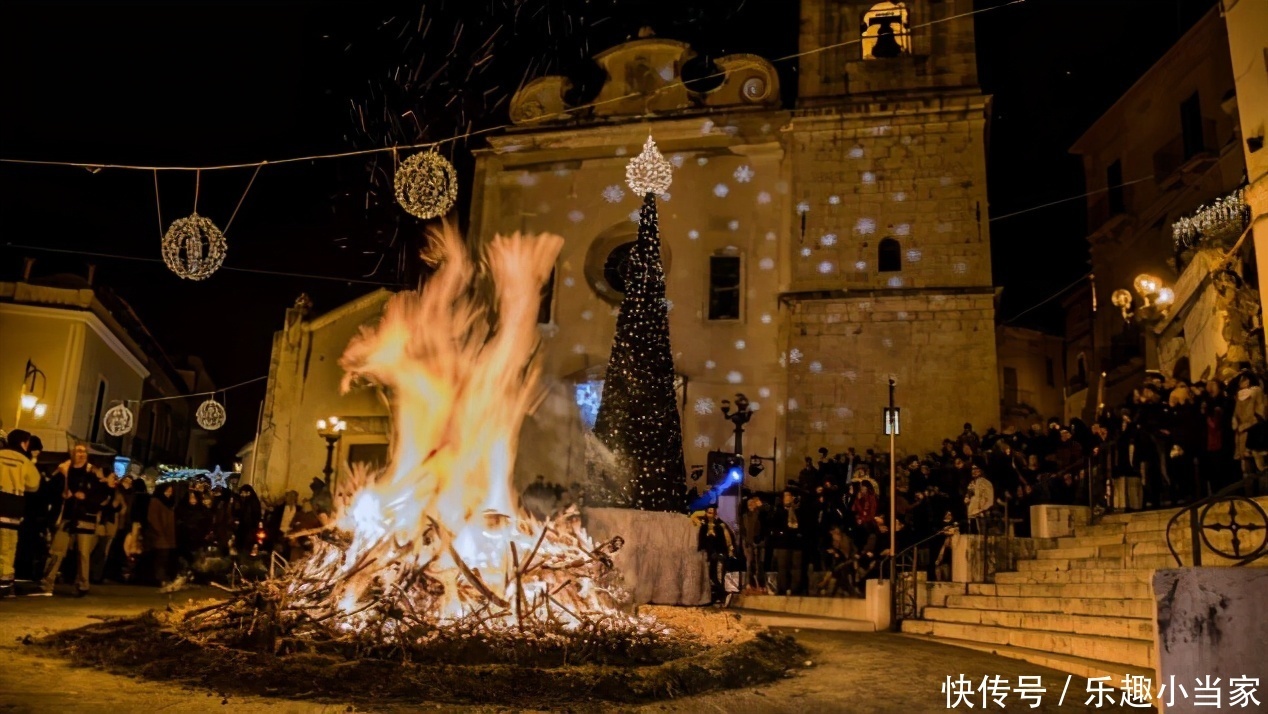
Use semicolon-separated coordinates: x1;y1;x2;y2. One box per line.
162;213;227;281
394;151;459;220
195;399;227;431
103;403;136;437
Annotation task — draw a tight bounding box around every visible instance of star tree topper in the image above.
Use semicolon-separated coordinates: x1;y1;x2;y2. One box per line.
626;136;673;196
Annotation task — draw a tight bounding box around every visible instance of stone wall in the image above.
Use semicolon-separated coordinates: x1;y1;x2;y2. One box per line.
798;0;979;102
787;96;992;292
785;291;999;457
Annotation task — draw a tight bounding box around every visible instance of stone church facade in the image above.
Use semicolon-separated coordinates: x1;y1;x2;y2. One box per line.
470;0;999;490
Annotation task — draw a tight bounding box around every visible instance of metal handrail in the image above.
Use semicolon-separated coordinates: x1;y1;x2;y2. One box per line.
1165;481;1268;567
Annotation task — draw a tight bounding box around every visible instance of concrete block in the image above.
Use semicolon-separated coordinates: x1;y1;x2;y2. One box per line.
1030;505;1092;538
1154;568;1268;714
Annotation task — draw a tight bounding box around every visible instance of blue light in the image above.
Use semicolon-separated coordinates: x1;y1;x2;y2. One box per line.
726;467;743;484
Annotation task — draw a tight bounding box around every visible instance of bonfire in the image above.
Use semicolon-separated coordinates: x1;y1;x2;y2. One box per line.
182;224;660;662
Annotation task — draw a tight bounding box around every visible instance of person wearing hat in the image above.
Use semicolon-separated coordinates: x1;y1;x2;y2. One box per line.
0;429;41;597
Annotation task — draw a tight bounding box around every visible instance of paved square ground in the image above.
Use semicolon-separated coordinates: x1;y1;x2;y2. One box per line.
0;585;1154;712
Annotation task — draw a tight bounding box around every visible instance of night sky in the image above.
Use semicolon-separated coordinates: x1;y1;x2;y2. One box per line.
0;0;1218;462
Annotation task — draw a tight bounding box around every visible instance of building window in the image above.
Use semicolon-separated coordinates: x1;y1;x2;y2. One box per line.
1107;160;1125;215
861;2;911;60
878;237;902;272
538;267;556;324
1045;357;1055;387
88;379;107;443
1181;91;1204;160
1003;367;1019;405
708;255;742;321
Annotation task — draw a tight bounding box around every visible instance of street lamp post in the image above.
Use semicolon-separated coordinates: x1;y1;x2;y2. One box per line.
719;393;753;456
883;380;899;565
316;416;346;486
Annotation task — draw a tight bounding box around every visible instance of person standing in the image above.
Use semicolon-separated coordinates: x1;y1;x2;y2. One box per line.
40;444;106;596
145;484;178;585
966;463;996;534
0;430;41;597
767;488;806;595
697;505;735;603
738;495;765;592
233;485;262;556
90;472;125;583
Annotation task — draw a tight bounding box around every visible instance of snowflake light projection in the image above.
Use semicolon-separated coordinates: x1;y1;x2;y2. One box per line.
809;361;823;373
796;201;810;215
848;146;864;159
694;435;712;449
713;183;730;198
758;387;771;398
759;258;775;271
820;233;837;247
828;195;841;205
705;360;716;369
726;371;743;384
789;348;803;364
757;191;772;205
760;313;772;324
817;261;835;274
855;218;876;235
694;397;715;415
735;340;746;350
906;249;922;262
602;185;625;203
733;165;754;183
567;210;584;223
801;248;813;257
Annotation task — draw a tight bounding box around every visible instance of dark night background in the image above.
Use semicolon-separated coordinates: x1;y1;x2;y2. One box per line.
0;0;1218;463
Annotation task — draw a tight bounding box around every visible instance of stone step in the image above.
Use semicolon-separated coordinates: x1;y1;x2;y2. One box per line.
735;609;876;632
1017;557;1123;572
945;593;1155;618
1072;523;1127;538
966;582;1153;599
898;620;1154;668
897;633;1156;684
1100;508;1186;525
1052;534;1126;549
923;606;1155;641
1035;546;1100;560
994;568;1155;585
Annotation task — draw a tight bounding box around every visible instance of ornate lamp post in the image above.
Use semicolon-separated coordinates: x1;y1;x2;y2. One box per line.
316;416;346;485
719;393;753;456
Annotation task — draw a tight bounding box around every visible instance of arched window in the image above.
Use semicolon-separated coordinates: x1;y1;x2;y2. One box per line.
862;2;911;60
878;237;902;272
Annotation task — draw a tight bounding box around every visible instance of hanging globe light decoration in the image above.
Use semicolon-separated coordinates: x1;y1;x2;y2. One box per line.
394;151;459;219
196;399;227;431
103;403;136;437
162;213;227;281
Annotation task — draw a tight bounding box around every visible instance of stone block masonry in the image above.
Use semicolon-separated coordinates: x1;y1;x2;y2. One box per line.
784;291;999;459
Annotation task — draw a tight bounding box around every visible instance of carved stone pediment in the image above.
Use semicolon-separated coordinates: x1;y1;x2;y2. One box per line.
508;38;779;126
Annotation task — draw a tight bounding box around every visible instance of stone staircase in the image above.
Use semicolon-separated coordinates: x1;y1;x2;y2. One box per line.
901;498;1268;682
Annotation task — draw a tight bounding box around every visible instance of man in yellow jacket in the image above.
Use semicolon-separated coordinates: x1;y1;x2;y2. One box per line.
0;429;41;597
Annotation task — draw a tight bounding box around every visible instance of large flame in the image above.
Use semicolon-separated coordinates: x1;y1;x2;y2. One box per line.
284;224;627;632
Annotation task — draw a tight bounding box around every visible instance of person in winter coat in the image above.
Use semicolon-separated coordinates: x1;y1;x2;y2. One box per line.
1233;372;1268;485
0;430;41;597
145;484;178;585
965;463;995;532
233;485;262;555
176;490;211;572
852;480;879;528
697;505;735;603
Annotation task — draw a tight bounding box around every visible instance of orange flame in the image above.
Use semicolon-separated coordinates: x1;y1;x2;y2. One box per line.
285;223;629;631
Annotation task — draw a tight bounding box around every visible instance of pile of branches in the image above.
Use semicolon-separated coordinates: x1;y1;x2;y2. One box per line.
172;526;686;667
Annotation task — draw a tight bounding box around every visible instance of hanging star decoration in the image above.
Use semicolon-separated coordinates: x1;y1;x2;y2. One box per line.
625;136;674;196
206;465;231;490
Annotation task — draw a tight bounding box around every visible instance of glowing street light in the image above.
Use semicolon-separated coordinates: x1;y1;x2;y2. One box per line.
316;416;347;485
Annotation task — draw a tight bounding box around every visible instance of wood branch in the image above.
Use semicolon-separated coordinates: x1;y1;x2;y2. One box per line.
447;541;509;609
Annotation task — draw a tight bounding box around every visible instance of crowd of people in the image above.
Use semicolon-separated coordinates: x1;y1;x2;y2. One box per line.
0;429;336;598
695;369;1263;600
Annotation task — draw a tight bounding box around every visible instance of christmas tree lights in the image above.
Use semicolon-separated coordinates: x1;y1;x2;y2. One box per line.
590;137;686;511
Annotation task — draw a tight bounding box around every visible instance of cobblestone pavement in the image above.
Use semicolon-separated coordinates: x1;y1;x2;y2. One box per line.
0;585;1154;713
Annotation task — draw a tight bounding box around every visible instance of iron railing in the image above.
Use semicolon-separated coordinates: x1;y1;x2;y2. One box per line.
1165;481;1268;567
886;529;955;630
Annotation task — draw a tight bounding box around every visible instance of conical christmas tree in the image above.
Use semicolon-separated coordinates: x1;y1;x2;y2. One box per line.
590;136;686;511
